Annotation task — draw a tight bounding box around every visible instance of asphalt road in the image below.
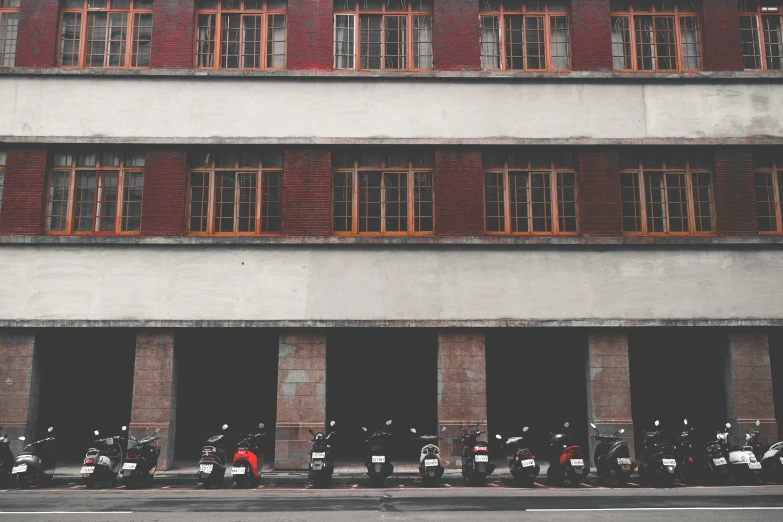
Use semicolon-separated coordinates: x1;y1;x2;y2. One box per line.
1;485;783;521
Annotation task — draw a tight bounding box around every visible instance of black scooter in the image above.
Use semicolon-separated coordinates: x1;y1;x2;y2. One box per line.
198;423;229;488
363;419;394;487
459;420;495;485
495;426;539;487
12;426;57;489
410;426;446;487
591;422;635;486
121;427;161;488
308;420;337;487
638;420;677;487
82;426;128;488
674;418;728;484
546;422;588;486
0;426;13;488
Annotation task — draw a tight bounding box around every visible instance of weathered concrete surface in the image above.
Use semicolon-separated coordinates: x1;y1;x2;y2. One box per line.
129;331;177;470
0;77;781;143
274;333;326;470
0;329;39;455
0;246;782;325
437;332;487;469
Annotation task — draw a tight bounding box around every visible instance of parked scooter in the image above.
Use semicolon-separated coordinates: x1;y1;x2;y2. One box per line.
121;427;161;489
546;422;587;486
0;427;13;488
11;427;57;489
759;437;783;483
363;420;394;487
410;426;446;487
81;426;128;488
637;420;677;487
591;422;635;486
198;424;229;487
458;420;495;485
232;423;267;488
495;426;539;487
674;418;728;484
727;420;762;482
308;421;337;487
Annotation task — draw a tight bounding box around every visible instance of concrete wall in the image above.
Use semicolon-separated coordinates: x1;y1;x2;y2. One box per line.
0;77;781;144
1;245;782;325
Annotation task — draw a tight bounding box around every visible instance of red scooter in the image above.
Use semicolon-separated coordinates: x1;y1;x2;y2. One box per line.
231;423;267;488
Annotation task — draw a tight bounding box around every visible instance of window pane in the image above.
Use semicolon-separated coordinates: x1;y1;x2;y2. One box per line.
267;14;286;68
262;171;282;232
525;16;545;70
73;172;97;232
335;14;355;69
130;13;152;67
0;12;19;67
634;15;655;70
86;13;109;67
484;172;505;232
121;172;143;232
679;15;701;70
221;14;241;68
60;12;83;66
236;173;257;232
530;172;551;232
383;15;406;69
95;172;118;232
557;171;578;233
620;172;642;232
214;172;236;232
665;172;688;233
480;15;501;69
509;172;529;233
505;15;524;70
383;172;407;232
412;15;431;68
107;13;128;67
47;172;71;232
197;14;217;67
654;16;676;71
360;14;382;69
358;171;382;232
189;172;210;233
691;171;713;232
413;172;433;232
239;15;262;68
763;15;783;70
612;16;632;70
333;172;354;232
740;15;762;70
644;172;666;233
550;16;570;70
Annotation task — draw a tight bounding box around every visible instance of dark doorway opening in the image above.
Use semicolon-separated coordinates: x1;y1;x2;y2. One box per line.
770;329;783;438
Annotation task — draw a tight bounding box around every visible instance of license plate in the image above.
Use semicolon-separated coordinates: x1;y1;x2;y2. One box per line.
520;459;535;468
475;455;489;463
312;452;326;459
617;458;632;465
11;464;26;474
122;462;137;470
81;466;95;474
372;456;385;463
424;459;439;467
199;464;213;473
749;462;761;470
662;459;677;467
570;459;584;467
231;467;246;475
713;458;727;466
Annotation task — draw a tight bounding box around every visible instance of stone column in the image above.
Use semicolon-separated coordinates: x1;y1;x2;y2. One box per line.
724;331;778;446
585;331;635;460
274;333;326;470
437;332;487;469
0;330;40;455
129;331;177;470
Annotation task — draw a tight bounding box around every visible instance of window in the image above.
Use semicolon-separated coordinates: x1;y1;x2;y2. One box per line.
45;152;145;234
610;1;702;71
740;1;783;70
754;150;783;233
0;151;5;216
334;0;433;70
620;151;714;235
483;150;578;235
59;0;153;68
332;151;434;234
479;1;571;71
195;0;287;69
187;151;282;235
0;0;19;67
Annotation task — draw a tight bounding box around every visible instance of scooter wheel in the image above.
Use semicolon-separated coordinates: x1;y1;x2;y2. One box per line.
17;475;30;489
616;473;630;486
661;474;675;488
370;476;386;488
234;475;247;488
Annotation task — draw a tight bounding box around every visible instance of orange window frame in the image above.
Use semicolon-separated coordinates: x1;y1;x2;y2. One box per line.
754;160;783;234
479;1;571;72
610;2;703;72
0;0;20;68
58;0;154;69
739;3;783;71
194;0;287;70
44;152;145;236
334;0;433;71
186;152;283;236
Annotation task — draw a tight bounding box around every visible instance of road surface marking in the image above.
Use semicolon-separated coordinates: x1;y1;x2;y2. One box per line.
529;507;783;512
0;512;134;515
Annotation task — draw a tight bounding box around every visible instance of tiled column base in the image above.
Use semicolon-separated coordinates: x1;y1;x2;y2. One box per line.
0;330;39;455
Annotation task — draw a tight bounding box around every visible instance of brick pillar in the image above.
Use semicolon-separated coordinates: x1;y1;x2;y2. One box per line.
434;0;481;71
0;148;47;235
15;0;60;68
585;331;634;461
437;332;487;469
0;330;40;456
701;0;744;71
571;0;613;71
434;149;484;236
150;0;195;69
578;149;622;237
274;333;326;470
287;0;334;70
140;150;187;236
281;149;332;236
130;331;177;470
714;148;758;236
724;331;778;446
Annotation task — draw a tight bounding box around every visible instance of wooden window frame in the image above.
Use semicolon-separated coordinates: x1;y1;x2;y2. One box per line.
620;158;715;236
479;1;571;72
754;159;783;234
739;2;783;71
333;0;434;71
610;2;703;72
332;154;434;236
186;152;283;236
194;0;287;70
483;154;580;236
0;0;20;68
44;151;145;236
58;0;154;69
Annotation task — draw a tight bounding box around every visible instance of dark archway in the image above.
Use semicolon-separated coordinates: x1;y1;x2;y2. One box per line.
770;328;783;438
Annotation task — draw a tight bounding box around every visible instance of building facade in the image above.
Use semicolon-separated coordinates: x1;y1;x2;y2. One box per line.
0;0;782;469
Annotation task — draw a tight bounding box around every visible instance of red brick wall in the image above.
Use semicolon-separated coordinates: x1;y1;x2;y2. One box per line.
281;149;332;236
287;0;334;70
140;150;187;237
571;0;613;71
714;148;757;236
701;0;743;71
435;149;484;236
15;0;60;68
0;148;47;235
578;149;622;236
434;0;481;71
150;0;195;69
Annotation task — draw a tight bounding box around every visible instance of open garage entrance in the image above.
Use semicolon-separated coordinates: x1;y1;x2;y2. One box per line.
326;329;438;461
486;329;589;463
174;329;278;466
36;329;136;463
770;328;783;437
629;328;727;455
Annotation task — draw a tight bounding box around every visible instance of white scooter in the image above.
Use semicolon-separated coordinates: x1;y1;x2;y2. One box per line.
725;421;762;482
760;439;783;483
410;426;446;487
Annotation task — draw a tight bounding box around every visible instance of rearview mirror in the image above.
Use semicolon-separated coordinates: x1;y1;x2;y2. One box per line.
386;420;392;426
330;421;336;427
683;419;688;426
19;436;25;441
654;420;659;427
495;434;502;440
726;422;731;429
258;423;265;429
441;426;447;432
122;426;127;431
756;420;760;427
48;427;54;433
618;429;625;434
563;422;570;429
222;424;228;430
362;427;367;432
94;430;100;436
154;428;160;434
523;426;529;433
590;423;597;429
410;428;417;434
308;429;314;436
